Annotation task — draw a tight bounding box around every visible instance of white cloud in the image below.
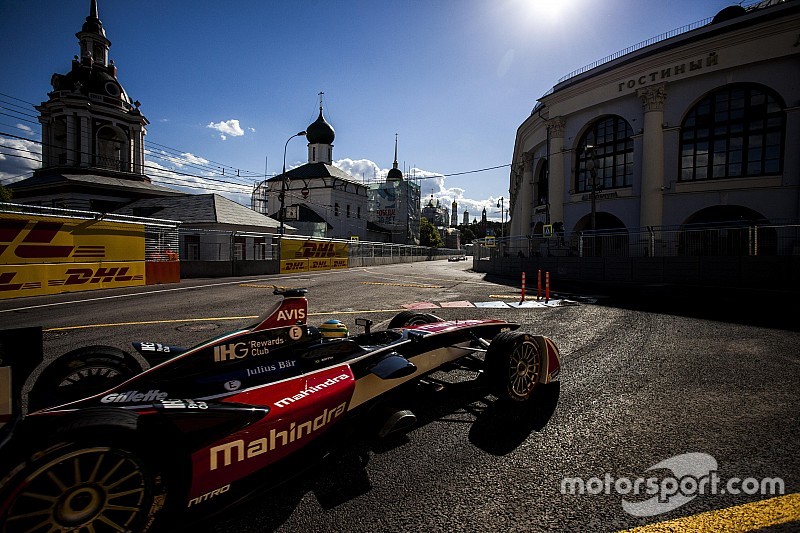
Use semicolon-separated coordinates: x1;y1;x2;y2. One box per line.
207;119;245;140
179;152;210;167
0;137;42;184
16;124;33;133
145;159;251;206
333;157;504;223
333;158;383;182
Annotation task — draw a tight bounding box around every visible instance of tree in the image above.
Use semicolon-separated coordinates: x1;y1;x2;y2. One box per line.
419;217;443;248
0;184;11;203
457;224;476;243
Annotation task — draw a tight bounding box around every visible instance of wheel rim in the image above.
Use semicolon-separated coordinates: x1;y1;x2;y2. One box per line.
507;340;540;399
4;446;149;532
59;365;123;388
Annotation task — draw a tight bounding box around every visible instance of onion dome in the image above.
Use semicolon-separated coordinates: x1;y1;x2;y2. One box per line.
306;107;335;145
387;133;403;181
387;167;403;180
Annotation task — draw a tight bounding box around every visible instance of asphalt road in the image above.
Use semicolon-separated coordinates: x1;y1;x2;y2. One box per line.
1;261;797;532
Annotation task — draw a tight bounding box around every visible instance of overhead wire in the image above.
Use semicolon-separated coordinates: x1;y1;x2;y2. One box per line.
0;132;252;199
0;92;265;184
0;90;511;209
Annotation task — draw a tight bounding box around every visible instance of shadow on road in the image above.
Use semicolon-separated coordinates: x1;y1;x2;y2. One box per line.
482;273;799;332
203;373;561;532
469;382;560;455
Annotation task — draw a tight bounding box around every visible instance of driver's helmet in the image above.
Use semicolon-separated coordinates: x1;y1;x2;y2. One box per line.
320;319;348;338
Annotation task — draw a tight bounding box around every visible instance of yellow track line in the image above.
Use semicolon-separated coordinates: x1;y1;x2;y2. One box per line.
619;493;800;533
360;282;444;288
43;309;409;331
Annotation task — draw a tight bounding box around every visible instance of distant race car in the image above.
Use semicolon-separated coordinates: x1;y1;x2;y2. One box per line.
0;287;561;531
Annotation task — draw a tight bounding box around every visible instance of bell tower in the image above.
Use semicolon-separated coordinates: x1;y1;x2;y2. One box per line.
36;0;148;179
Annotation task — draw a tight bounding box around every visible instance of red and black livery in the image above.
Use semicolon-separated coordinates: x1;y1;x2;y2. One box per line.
0;288;561;531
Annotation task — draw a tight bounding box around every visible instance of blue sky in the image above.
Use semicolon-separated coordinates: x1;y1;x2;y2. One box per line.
0;0;743;220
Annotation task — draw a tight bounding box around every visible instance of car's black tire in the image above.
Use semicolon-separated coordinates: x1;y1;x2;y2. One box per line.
387;311;443;329
28;345;143;412
0;418;169;532
485;331;542;402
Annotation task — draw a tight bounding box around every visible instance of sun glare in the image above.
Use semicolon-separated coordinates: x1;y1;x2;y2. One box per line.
515;0;582;24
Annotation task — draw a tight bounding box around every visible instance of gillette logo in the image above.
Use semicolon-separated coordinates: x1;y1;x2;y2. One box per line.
101;389;168;403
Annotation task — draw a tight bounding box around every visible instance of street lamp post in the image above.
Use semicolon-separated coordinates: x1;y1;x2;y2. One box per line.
279;131;306;236
584;146;599;232
496;196;504;239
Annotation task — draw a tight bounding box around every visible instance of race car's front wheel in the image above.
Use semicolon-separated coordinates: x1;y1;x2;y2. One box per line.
387;311;442;329
485;331;542;402
28;345;143;411
0;441;168;532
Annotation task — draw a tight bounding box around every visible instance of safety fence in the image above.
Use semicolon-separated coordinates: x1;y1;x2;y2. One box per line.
472;222;800;292
177;228;465;277
476;223;800;260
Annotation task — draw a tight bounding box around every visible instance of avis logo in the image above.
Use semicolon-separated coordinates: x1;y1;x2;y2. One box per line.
277;308;305;322
296;242;335;258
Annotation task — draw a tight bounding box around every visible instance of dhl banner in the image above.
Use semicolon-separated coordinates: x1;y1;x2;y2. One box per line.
0;262;146;299
0;214;145;264
280;240;348;273
0;214;147;299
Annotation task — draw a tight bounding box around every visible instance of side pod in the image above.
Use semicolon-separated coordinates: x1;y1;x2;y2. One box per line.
369;353;417;380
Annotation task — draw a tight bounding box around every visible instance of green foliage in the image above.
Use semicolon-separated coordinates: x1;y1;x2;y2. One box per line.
419;217;443;248
457;224;476;243
0;184;11;203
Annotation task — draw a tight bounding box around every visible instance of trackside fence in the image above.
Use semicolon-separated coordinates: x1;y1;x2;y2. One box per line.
472;222;800;292
178;228;465;278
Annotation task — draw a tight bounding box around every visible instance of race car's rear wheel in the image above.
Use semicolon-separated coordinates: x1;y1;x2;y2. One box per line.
0;440;168;532
28;345;143;411
387;311;442;329
485;331;542;402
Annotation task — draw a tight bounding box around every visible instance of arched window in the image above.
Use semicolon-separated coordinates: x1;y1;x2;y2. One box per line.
680;84;784;181
96;126;128;172
575;116;633;193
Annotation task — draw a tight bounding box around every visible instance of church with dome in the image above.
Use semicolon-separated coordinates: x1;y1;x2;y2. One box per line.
253;97;371;240
365;135;421;244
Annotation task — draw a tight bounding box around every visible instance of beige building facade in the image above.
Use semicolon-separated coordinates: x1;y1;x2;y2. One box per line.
508;0;799;255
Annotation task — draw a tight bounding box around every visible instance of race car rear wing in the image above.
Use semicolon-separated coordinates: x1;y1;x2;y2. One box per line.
0;326;43;436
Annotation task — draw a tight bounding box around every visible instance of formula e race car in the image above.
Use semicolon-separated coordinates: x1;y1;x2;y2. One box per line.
0;287;561;532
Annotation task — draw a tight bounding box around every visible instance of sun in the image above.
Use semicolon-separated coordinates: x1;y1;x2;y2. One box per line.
515;0;582;24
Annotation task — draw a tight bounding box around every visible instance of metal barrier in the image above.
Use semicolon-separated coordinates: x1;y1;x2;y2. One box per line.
477;223;800;260
177;229;465;277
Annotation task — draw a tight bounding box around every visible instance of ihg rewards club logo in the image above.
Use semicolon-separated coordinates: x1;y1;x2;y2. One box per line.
560;452;785;517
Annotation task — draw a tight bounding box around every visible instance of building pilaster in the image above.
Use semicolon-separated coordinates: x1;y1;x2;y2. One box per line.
547;117;566;225
637;83;667;230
